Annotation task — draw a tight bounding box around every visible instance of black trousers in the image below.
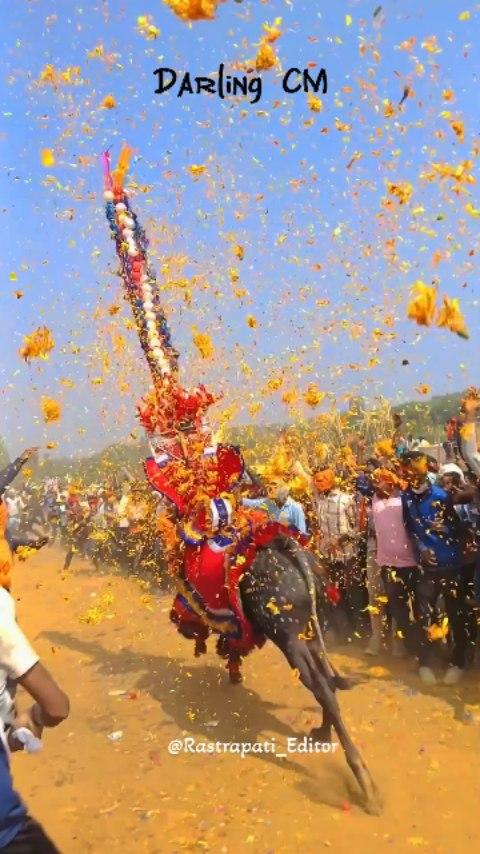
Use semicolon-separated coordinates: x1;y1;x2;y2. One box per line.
328;559;368;639
415;568;468;668
2;817;59;853
380;566;417;654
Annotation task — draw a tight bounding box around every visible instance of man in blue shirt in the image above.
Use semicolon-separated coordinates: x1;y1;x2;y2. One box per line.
401;452;468;687
242;483;308;535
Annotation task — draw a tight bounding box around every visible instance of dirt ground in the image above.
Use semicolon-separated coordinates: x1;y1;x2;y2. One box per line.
9;545;480;853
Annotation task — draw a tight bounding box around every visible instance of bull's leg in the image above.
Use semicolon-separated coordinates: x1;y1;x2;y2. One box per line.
215;637;243;683
308;640;352;742
281;641;336;748
227;648;243;684
283;638;382;815
194;637;207;657
308;629;336;738
313;672;382;815
309;637;352;690
170;609;209;656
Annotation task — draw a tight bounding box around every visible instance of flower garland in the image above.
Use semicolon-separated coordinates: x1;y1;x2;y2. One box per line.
102;146;179;385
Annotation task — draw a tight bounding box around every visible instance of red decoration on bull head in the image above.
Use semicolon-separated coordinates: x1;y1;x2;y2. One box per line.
137;381;220;438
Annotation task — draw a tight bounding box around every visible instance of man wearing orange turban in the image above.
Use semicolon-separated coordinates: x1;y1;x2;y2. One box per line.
371;467;407;496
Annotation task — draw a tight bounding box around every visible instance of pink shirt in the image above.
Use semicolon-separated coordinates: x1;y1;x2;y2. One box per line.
371;494;417;568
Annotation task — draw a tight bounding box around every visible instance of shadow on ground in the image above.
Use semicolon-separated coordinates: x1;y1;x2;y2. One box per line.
43;628;360;811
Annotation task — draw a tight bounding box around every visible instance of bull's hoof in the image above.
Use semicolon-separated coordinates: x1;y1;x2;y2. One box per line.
227;662;243;684
194;639;207;657
364;789;384;816
361;777;384;816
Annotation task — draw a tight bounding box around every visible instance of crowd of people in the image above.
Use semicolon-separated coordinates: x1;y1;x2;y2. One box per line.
3;475;162;577
4;399;480;695
271;396;480;688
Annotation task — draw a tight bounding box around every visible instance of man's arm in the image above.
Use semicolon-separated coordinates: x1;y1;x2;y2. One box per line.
347;495;358;530
294;503;307;535
8;534;49;552
17;662;70;728
0;593;69;747
450;485;478;505
443;494;470;538
0;448;38;496
0;459;26;496
293;460;313;489
243;467;266;494
459;398;480;476
401;492;436;566
9;663;70;751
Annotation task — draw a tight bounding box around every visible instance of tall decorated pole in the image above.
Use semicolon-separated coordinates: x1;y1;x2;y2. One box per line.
102;145;218;444
102;145;179;396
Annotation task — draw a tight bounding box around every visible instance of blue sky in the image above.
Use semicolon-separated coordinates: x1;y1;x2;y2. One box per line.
1;0;479;458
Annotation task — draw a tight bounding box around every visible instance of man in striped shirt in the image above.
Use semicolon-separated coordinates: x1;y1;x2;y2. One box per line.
314;477;358;564
313;470;360;640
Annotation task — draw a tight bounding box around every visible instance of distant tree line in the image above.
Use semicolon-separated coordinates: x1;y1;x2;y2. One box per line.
393;392;463;444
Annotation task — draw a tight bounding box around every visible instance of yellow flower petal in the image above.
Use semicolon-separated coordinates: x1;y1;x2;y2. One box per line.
255;42;277;71
164;0;218;22
437;296;469;338
304;384;326;408
406;281;437;327
137;14;160;39
464;202;480;218
41;396;62;423
307;93;323;112
192;329;214;359
41;148;55;167
188;164;207;179
101;94;116;109
19;326;55;362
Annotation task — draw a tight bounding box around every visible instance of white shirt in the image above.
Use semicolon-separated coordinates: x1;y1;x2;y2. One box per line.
5;497;23;518
116;495;130;528
0;588;39;730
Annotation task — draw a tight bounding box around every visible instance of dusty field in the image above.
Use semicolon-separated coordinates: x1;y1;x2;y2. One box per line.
9;545;480;853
